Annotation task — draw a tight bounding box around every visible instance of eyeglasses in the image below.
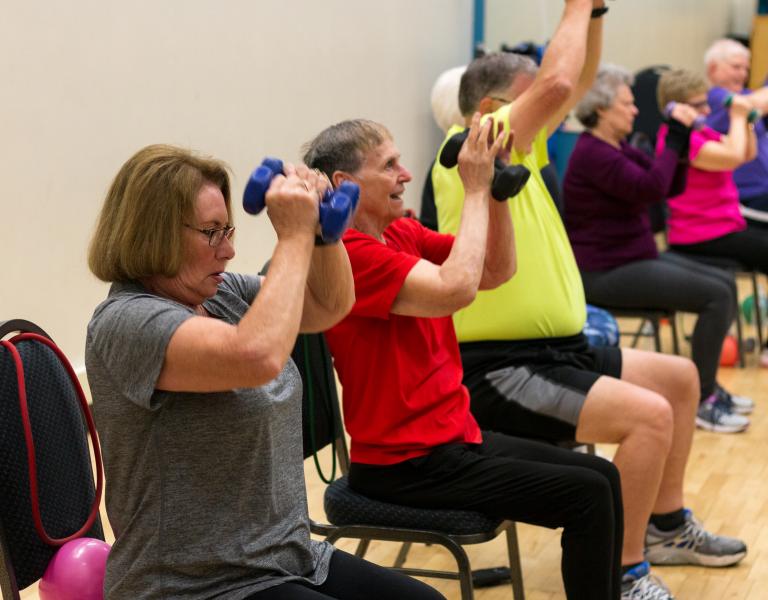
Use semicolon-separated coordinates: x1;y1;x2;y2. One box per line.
184;224;235;247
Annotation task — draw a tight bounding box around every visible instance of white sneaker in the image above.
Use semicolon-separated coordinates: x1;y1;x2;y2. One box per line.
645;509;747;566
621;562;674;599
716;386;754;415
696;394;749;433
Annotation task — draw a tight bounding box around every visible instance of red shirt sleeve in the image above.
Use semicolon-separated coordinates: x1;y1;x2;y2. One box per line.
343;230;419;319
342;219;455;319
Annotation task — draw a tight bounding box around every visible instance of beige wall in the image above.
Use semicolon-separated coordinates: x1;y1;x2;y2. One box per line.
0;0;472;372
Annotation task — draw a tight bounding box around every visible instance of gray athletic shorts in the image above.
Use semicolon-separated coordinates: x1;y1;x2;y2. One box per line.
460;333;622;442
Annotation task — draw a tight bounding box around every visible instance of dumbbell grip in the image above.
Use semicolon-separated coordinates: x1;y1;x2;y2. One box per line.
723;95;761;123
664;102;705;131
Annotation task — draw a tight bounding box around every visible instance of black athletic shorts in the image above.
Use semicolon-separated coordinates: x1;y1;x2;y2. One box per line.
460;333;622;442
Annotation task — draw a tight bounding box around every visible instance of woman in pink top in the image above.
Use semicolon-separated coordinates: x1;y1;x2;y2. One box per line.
657;69;768;362
657;68;760;260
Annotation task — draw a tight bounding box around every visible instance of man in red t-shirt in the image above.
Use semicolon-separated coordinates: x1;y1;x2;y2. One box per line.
302;112;623;600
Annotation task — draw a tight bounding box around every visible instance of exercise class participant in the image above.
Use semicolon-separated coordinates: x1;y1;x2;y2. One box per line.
85;144;444;600
431;3;747;599
305;112;624;599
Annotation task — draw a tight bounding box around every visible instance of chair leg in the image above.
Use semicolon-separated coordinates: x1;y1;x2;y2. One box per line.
651;318;662;353
669;313;680;355
505;524;526;600
354;538;371;558
752;272;764;350
393;542;412;568
734;294;746;369
629;320;646;349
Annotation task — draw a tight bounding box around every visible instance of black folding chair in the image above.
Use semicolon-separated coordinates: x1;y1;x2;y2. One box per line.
293;333;525;600
0;319;104;600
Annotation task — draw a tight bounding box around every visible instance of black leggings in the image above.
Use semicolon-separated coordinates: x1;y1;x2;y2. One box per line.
246;549;444;599
581;251;736;399
349;432;623;600
670;224;768;274
671;224;768;348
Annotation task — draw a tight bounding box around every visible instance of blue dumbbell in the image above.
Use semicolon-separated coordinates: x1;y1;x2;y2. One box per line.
243;157;360;244
664;102;706;130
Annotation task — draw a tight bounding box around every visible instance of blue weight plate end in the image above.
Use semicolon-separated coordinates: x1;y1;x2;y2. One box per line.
261;157;284;175
319;192;353;243
242;165;274;214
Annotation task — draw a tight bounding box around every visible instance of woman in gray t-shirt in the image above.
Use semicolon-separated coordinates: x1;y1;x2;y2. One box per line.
85;144;444;600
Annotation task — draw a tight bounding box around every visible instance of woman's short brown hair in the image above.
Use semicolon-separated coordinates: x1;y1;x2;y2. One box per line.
88;144;231;282
657;69;709;112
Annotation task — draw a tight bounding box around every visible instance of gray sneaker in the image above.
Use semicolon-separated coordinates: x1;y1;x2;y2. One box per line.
645;509;747;566
621;561;674;599
696;394;749;433
716;385;754;415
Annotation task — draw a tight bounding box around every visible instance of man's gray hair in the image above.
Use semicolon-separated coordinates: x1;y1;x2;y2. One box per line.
302;119;392;178
458;52;538;116
704;38;750;68
575;64;634;129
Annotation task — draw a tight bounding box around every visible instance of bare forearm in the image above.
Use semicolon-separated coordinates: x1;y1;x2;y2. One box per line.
726;115;750;158
237;234;314;366
576;6;603;96
301;242;355;332
440;191;490;296
480;200;515;289
539;0;592;90
750;86;768;113
536;0;595;135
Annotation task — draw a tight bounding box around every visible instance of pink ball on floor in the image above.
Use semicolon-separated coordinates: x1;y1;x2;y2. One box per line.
39;538;111;600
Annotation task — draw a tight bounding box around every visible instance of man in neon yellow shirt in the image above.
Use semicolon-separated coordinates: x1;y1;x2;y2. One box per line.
431;2;747;597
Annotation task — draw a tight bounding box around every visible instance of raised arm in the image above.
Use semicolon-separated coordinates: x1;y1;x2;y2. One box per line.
504;0;594;152
391;114;504;317
546;0;605;135
693;95;756;171
157;166;324;392
298;167;355;332
748;85;768;114
479;175;516;290
300;244;354;332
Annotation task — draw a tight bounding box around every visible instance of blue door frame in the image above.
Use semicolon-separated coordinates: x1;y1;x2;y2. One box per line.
473;0;485;55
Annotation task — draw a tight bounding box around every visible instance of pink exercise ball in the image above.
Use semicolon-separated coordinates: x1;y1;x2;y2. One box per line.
39;538;111;600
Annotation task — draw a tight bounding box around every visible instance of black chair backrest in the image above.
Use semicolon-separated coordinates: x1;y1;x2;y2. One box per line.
0;320;103;594
261;258;343;462
631;65;670;149
541;163;563;215
420;160;438;231
292;333;343;461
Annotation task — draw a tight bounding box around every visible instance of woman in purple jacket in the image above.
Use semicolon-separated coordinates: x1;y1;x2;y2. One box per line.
562;64;752;434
